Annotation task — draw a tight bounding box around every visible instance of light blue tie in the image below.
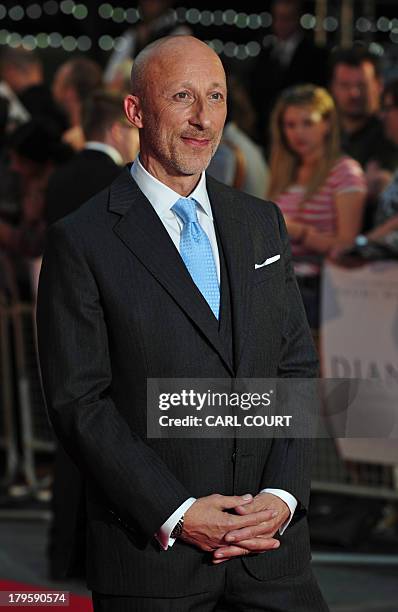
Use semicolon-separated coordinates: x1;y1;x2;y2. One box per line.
172;197;220;319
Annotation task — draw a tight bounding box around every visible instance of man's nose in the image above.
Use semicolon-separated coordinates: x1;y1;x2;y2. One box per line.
188;98;211;129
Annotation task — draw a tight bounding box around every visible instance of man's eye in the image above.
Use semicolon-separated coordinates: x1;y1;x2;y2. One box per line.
210;92;223;100
175;92;189;99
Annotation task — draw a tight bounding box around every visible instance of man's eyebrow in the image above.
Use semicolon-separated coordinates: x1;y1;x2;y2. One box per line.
168;81;226;90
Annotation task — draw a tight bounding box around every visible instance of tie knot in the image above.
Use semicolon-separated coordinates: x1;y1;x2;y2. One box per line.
172;197;198;225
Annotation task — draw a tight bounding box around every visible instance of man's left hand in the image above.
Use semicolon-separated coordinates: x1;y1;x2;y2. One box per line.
212;492;290;564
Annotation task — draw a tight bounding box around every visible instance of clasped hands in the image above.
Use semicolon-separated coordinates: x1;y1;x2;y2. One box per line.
180;492;290;564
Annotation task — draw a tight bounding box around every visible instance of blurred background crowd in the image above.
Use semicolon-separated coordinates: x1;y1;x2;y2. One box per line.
0;1;397;610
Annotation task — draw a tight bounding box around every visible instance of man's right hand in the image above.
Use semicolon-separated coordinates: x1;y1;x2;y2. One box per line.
180;494;279;552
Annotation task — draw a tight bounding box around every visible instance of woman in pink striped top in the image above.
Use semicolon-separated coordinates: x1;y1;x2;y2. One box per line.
267;85;367;327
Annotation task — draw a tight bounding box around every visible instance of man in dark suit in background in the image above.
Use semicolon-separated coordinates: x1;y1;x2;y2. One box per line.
250;0;328;150
37;36;329;611
45;90;139;225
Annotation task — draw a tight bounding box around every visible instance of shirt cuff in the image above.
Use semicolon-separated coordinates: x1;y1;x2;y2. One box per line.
155;497;196;550
260;488;297;535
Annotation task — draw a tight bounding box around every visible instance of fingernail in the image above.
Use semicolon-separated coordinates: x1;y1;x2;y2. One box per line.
273;541;280;548
272;511;278;517
242;494;252;500
215;552;223;558
226;535;235;542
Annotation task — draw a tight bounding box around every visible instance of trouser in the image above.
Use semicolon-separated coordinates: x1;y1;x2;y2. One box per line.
92;560;330;612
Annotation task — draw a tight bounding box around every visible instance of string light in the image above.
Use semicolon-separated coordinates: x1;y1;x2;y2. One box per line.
8;32;22;47
236;13;248;29
112;7;125;23
22;34;37;50
356;17;371;33
26;4;42;19
99;34;113;51
223;10;237;26
36;32;49;48
199;11;213;27
369;42;384;56
0;28;93;53
49;32;63;48
246;41;261;57
43;1;58;16
260;12;272;27
62;35;78;51
77;35;91;51
8;5;24;21
98;3;112;19
60;0;74;15
377;17;390;32
223;41;236;58
390;31;398;44
324;17;338;32
186;8;200;25
1;2;396;59
73;4;88;20
248;15;262;30
301;14;316;30
126;8;139;24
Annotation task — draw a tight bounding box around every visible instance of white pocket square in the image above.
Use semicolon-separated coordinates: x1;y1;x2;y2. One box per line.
254;254;281;269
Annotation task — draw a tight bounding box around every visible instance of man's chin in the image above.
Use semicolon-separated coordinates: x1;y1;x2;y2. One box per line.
173;155;213;177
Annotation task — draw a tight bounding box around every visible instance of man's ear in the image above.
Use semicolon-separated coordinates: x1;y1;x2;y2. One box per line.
124;95;144;129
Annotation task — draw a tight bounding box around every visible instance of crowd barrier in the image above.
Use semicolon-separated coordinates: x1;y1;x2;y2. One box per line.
0;253;54;502
312;261;398;565
0;255;18;487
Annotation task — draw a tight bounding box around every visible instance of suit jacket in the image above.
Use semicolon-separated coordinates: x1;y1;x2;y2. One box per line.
45;149;123;225
37;168;318;597
250;36;328;148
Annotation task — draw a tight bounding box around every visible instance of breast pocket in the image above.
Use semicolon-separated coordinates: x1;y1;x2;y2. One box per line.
253;258;283;285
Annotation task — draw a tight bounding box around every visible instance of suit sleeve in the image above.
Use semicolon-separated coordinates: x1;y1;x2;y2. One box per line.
36;222;191;544
259;204;319;513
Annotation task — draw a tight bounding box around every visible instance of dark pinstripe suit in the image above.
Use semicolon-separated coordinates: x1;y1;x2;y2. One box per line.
37;168;328;610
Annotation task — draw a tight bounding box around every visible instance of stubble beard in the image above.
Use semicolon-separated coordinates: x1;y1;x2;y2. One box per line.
144;121;222;177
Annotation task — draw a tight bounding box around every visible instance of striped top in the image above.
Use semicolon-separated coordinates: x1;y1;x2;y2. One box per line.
275;156;366;257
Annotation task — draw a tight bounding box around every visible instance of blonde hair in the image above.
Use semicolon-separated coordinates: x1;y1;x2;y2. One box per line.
267;84;340;201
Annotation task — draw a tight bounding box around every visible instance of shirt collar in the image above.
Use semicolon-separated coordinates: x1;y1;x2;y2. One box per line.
276;31;302;52
130;155;213;220
84;141;123;166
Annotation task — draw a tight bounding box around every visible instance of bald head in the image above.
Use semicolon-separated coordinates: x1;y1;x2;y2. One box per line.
130;36;225;98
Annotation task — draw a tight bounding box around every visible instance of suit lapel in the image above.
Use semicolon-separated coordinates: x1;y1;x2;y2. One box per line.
109;168;234;375
206;176;253;374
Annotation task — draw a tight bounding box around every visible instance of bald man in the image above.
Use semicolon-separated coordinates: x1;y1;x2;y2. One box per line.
37;37;329;611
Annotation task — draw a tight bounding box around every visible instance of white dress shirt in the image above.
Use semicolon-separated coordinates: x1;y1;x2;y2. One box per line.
130;157;297;549
84;141;123;166
271;31;303;68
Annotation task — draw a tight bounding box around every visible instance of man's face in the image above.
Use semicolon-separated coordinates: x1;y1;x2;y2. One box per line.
331;62;382;120
127;40;227;179
272;2;299;41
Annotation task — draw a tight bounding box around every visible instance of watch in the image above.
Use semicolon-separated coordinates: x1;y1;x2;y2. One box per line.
170;515;184;539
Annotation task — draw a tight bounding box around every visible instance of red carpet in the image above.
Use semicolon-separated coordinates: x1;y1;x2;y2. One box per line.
0;580;92;611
